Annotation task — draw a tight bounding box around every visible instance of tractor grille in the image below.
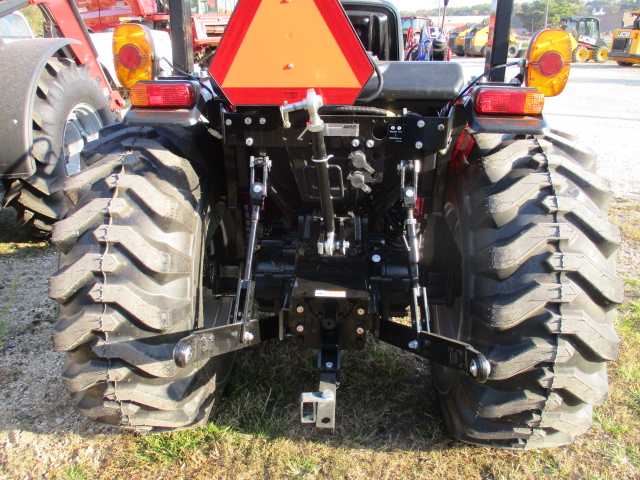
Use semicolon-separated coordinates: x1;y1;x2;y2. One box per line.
612;38;630;52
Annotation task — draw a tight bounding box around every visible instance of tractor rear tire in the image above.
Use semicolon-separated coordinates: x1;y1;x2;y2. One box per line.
572;46;589;63
2;57;114;235
49;125;234;432
594;46;608;63
432;133;621;449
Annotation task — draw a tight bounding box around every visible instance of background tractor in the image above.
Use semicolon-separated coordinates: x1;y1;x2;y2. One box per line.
0;0;123;234
402;16;450;61
561;15;609;63
74;0;230;67
610;9;640;66
462;24;521;58
47;0;621;450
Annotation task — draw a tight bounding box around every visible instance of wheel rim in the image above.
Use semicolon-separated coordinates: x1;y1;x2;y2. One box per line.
63;103;104;175
597;49;608;61
576;49;587;62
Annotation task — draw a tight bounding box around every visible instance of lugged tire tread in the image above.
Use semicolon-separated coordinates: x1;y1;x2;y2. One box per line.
50;125;229;432
1;57;113;234
434;133;620;449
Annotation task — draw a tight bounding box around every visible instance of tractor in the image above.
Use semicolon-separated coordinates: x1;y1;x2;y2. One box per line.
560;16;609;63
75;0;230;66
0;0;123;234
47;0;621;449
610;10;640;66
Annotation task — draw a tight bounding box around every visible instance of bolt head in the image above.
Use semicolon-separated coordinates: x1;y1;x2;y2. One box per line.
259;117;266;125
366;139;374;148
438;123;445;131
253;184;262;193
405;187;415;198
356;326;365;335
287;63;294;69
246;137;254;146
296;323;304;333
356;307;365;316
243;331;254;342
351;139;361;148
408;340;419;350
245;117;252;125
415;141;423;149
371;254;381;263
225;119;232;126
469;359;478;377
417;120;425;128
325;362;334;369
296;304;305;313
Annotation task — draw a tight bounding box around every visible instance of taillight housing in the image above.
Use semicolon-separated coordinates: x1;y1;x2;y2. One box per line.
525;29;572;97
473;87;544;115
113;23;158;89
129;81;198;108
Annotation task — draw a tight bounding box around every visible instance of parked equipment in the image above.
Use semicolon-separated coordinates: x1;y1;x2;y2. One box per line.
76;0;230;66
463;25;520;57
610;10;640;66
48;0;620;450
561;16;609;63
0;0;123;234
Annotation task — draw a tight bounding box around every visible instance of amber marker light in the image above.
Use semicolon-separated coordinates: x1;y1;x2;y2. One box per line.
113;23;158;89
525;29;572;97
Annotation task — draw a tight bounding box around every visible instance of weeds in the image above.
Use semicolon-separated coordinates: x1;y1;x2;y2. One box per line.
135;422;230;464
0;263;18;345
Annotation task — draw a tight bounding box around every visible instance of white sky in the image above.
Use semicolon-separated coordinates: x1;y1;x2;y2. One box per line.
391;0;496;12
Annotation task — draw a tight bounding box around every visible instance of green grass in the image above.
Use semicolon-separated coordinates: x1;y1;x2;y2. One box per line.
0;263;18;345
135;422;231;464
59;464;93;480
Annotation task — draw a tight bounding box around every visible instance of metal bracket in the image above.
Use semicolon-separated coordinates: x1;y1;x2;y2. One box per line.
300;321;340;433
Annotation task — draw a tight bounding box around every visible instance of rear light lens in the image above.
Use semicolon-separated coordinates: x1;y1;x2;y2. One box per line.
119;44;142;69
129;82;196;108
538;51;564;76
113;23;157;89
475;88;544;115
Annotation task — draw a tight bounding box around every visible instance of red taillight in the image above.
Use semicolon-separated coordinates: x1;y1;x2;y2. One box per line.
538;51;564;76
119;44;142;69
474;88;544;115
129;82;197;108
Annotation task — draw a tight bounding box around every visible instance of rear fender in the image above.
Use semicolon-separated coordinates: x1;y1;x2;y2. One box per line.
0;38;75;179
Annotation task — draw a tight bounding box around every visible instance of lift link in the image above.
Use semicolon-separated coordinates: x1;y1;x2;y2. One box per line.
398;160;429;338
232;156;271;341
378;320;491;383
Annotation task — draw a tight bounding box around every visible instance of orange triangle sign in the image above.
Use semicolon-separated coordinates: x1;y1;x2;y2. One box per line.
210;0;374;105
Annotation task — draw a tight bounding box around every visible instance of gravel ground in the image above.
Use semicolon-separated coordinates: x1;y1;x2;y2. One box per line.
0;60;638;479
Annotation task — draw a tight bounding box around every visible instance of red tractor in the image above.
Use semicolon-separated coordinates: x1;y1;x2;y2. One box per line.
48;0;620;450
0;0;123;234
75;0;230;64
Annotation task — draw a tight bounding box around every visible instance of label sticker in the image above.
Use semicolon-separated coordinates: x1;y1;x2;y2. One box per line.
315;290;347;298
323;123;359;137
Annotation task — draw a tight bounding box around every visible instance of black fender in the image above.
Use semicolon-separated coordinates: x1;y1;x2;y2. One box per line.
0;38;76;179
